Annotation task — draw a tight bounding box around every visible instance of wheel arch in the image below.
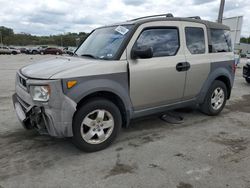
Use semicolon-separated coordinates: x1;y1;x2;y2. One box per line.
198;67;234;103
74;90;131;128
214;75;231;99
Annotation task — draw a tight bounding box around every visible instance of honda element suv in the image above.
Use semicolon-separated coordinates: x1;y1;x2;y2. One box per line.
13;14;235;152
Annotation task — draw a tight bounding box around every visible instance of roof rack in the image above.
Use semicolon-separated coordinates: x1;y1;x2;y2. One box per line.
129;13;174;21
187;16;201;20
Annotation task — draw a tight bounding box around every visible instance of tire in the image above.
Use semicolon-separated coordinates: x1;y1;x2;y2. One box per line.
32;50;38;55
12;51;17;55
200;80;228;116
246;78;250;84
72;98;122;152
40;51;44;55
56;52;59;55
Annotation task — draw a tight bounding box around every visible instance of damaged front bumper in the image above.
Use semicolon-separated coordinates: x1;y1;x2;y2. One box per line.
13;73;77;137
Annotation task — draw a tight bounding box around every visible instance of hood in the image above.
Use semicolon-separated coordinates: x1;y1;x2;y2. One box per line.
20;56;127;79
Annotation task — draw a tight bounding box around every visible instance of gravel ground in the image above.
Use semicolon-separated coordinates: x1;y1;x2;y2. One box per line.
0;55;250;188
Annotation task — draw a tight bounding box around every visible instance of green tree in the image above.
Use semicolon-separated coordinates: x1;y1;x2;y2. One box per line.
0;26;88;47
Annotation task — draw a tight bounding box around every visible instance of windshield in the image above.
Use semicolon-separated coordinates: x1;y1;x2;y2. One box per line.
75;25;133;60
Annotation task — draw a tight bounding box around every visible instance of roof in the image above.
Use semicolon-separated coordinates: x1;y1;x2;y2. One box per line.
112;16;230;30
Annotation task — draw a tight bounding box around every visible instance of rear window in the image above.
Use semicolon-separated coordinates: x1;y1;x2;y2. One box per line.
210;29;232;53
185;27;205;54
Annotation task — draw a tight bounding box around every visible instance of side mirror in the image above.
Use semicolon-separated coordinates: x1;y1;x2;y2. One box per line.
131;47;153;59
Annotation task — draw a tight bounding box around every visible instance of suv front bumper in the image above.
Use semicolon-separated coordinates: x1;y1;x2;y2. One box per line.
13;73;77;137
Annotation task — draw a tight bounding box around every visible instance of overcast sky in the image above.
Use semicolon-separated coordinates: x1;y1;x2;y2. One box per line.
0;0;249;36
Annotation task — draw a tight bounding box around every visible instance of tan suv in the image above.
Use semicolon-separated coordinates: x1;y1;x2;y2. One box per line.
13;14;235;152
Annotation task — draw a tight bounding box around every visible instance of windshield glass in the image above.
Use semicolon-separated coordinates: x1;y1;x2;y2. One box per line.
75;25;132;60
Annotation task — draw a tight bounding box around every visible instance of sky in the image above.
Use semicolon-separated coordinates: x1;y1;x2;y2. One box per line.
0;0;249;36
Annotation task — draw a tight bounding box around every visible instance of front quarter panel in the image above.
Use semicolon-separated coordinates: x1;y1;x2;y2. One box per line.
62;69;133;116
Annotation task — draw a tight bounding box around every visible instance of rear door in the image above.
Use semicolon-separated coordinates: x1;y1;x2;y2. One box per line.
181;22;210;100
127;21;187;111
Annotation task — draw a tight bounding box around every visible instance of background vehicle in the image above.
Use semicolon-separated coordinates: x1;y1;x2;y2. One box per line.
40;47;63;55
246;52;250;59
9;47;21;55
0;46;11;54
13;14;234;152
243;59;250;83
19;47;30;54
63;47;77;55
28;46;48;54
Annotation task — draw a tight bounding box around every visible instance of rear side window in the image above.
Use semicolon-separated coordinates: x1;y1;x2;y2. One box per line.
210;29;232;53
134;28;179;57
185;27;205;54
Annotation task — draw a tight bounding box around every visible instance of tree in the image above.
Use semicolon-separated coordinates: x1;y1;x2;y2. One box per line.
240;36;250;44
0;26;88;46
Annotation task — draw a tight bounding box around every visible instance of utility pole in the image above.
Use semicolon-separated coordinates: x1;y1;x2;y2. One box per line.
218;0;225;23
61;35;63;47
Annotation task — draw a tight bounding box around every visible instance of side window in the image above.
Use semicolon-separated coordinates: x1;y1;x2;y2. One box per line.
134;28;179;57
210;29;232;53
185;27;205;54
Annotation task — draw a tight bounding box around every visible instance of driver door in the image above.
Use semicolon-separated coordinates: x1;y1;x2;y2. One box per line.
127;21;187;111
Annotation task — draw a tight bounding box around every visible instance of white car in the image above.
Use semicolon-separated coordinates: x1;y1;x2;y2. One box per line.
9;47;21;55
0;46;11;54
246;53;250;59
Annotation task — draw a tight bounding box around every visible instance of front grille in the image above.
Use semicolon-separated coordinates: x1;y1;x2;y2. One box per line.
18;74;27;89
17;95;30;112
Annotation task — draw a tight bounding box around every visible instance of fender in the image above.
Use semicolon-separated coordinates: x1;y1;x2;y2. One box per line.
62;73;133;117
198;61;235;103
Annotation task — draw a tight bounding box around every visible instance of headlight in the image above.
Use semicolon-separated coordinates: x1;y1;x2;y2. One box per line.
30;85;50;102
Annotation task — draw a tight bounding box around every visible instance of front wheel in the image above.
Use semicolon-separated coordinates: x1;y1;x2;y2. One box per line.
72;98;122;152
200;80;227;116
246;78;250;84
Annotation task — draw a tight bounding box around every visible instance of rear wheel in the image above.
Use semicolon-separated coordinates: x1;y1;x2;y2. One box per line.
56;51;60;55
200;80;227;116
246;78;250;83
72;98;122;152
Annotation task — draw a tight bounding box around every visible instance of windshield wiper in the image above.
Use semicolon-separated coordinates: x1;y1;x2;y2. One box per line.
81;54;97;59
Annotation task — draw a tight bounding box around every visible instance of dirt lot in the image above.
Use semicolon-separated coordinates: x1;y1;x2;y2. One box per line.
0;55;250;188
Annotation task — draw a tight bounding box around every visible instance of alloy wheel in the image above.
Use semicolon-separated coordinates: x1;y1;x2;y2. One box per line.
80;109;114;144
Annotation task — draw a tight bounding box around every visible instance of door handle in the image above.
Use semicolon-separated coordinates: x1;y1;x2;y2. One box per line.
176;62;191;72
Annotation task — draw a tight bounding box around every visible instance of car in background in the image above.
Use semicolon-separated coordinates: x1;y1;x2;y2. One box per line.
63;47;77;55
0;46;11;54
40;47;63;55
9;47;21;55
243;59;250;83
0;46;20;55
19;47;30;54
246;52;250;59
28;46;48;54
